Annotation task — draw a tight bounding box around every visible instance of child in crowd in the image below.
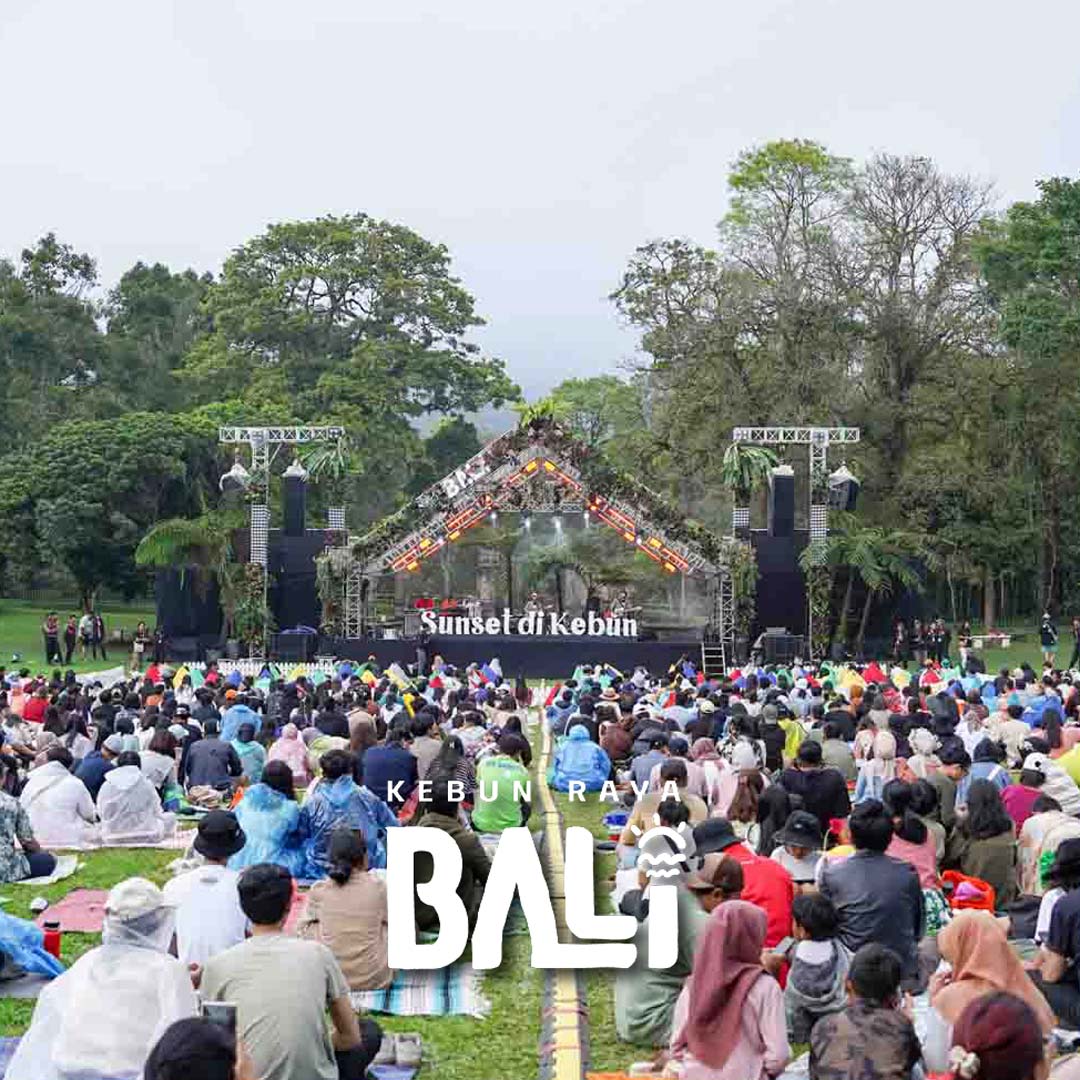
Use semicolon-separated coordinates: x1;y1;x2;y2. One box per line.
770;810;824;889
784;893;851;1044
809;943;922;1080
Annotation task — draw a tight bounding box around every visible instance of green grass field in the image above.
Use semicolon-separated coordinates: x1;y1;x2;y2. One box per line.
0;601;155;674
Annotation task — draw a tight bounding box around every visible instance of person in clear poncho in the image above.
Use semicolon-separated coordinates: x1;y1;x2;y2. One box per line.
18;745;99;848
97;751;175;845
6;877;199;1080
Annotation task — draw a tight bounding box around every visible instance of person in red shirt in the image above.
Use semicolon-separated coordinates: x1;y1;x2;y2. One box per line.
691;817;794;950
22;686;48;725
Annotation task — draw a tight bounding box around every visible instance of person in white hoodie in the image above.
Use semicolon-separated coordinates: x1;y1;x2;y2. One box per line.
19;745;99;848
97;751;175;845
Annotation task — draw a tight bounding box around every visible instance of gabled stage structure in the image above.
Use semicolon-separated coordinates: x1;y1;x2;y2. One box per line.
322;414;750;673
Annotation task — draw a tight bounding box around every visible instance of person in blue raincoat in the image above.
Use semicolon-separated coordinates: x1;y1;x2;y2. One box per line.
549;725;611;792
300;749;399;877
229;760;307;877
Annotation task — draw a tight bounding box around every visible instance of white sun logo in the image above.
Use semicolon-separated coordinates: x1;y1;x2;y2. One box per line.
632;813;691;880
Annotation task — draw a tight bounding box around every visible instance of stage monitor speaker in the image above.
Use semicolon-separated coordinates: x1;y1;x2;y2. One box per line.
764;632;804;663
271;632;317;662
768;466;795;538
283;475;307;537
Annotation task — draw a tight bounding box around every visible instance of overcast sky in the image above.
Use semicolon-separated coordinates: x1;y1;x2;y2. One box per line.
2;0;1078;401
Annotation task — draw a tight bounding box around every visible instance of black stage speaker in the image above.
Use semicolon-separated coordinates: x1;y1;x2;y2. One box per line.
271;632;317;662
764;632;804;663
283;475;307;537
768;466;795;538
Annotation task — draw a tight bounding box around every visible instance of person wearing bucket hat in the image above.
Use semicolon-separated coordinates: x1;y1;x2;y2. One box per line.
693;817;795;948
162;811;249;966
770;810;824;886
5;876;198;1080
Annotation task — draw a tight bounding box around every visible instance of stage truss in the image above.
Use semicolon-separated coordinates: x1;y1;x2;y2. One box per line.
337;424;743;668
731;425;860;657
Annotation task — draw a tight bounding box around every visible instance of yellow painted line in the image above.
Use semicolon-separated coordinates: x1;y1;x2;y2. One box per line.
536;717;587;1080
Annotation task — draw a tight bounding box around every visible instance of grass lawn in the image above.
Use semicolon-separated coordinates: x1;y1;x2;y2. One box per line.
0;600;155;675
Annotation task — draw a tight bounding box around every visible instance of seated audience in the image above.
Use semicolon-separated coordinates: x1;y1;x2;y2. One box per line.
413;777;491;931
922;910;1055;1073
231;723;266;783
266;722;312;788
667;900;790;1080
550;724;610;791
201;863;380;1080
615;853;741;1048
6;878;198;1080
301;750;399;876
783;893;850;1044
229;760;307;877
808;943;921;1080
945;779;1018;907
19;745;98;848
472;733;532;833
819;801;924;989
97;751;175;845
162;810;249;966
362;728;419;808
184;719;243;791
144;1017;257;1080
298;828;392;991
0;758;56;882
769;810;824;887
944;992;1049;1080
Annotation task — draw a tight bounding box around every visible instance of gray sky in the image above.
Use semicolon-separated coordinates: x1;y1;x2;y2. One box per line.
2;0;1078;401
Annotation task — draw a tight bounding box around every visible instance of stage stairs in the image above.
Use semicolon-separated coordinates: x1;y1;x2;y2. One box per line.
700;643;726;680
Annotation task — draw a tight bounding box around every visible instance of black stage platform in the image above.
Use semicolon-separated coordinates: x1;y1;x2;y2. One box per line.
324;635;701;679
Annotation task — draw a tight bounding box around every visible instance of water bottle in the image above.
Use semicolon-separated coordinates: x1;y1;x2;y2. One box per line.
42;919;61;960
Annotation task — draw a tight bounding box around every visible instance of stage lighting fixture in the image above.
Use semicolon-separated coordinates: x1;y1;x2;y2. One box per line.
827;464;860;512
219;460;251;494
490;510;498;523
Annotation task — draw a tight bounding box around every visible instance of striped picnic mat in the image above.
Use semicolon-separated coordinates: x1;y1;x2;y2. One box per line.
350;962;489;1018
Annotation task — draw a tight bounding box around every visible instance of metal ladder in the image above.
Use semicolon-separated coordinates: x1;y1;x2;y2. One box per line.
701;642;726;679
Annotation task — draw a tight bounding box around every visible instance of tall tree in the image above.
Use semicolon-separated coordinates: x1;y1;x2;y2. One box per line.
105;262;212;411
975;178;1080;612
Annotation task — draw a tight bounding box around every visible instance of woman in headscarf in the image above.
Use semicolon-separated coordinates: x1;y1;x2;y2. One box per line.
666;900;789;1080
229;760;306;877
267;722;311;787
900;726;941;781
691;738;735;814
921;910;1055;1073
5;878;198;1080
853;730;897;803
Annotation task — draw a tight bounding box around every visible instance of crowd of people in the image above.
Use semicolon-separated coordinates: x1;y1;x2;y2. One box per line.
0;654;537;1079
4;648;1080;1078
577;653;1080;1079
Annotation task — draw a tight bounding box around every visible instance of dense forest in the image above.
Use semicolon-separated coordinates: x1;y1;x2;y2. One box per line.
1;140;1078;631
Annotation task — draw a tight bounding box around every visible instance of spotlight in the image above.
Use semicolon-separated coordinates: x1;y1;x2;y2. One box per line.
219;460;251;494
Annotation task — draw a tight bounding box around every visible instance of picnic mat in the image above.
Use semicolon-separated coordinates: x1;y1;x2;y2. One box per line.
33;888;107;933
55;832;194;853
350;962;489;1018
15;854;79;887
0;973;52;1000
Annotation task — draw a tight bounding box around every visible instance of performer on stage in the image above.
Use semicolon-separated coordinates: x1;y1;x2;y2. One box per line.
524;592;544;616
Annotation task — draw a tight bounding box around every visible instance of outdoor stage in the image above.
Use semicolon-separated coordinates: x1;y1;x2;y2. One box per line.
325;635;703;678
